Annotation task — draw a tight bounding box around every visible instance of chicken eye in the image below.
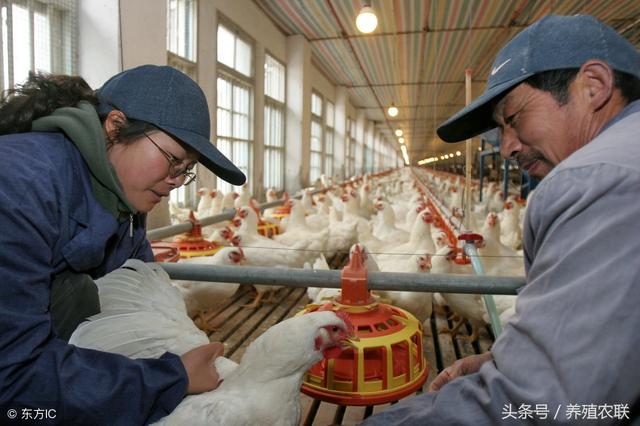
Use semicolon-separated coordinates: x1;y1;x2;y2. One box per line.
332;326;339;332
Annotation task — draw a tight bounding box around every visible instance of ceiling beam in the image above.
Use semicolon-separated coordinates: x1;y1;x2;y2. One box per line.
347;80;486;88
308;25;529;42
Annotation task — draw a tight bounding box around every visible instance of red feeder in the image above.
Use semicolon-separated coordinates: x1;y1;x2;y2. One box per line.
271;192;292;220
164;211;222;259
298;246;428;406
149;242;180;263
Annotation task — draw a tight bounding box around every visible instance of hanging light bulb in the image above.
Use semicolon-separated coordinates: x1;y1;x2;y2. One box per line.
356;2;378;34
387;104;399;117
398;137;405;144
395;129;403;137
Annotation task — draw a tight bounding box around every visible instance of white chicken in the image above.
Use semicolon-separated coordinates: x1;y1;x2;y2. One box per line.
374;208;435;267
434;246;489;342
69;260;355;426
208;189;224;217
195;187;213;219
376;253;434;333
500;198;523;251
234;184;252;209
222;191;239;211
173;247;245;331
371;201;409;244
478;212;524;277
273;200;328;261
169;200;192;224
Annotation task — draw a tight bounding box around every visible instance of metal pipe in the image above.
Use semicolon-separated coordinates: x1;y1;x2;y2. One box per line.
464;69;473;231
464;243;504;337
160;263;523;295
147;187;330;241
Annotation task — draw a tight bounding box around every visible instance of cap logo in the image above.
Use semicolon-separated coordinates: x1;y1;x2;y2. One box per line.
491;58;511;76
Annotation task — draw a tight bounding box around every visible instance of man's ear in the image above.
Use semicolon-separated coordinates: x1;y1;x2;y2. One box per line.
578;60;615;112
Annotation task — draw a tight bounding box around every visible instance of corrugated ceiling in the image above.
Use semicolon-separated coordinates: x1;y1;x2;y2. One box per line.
255;0;640;162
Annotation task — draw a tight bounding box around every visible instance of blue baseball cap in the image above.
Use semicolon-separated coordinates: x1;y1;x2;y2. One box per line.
437;14;640;143
96;64;246;185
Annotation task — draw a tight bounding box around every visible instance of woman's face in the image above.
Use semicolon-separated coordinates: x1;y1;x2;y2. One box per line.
107;128;199;213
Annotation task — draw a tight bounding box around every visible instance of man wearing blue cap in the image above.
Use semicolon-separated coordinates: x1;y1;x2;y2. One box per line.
363;14;640;425
0;65;245;424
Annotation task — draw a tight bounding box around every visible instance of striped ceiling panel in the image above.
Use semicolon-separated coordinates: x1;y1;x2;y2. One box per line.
346;86;378;109
311;39;368;86
256;0;640;162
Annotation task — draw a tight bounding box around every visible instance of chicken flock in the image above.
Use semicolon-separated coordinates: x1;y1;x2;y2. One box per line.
170;168;526;337
71;167;528;424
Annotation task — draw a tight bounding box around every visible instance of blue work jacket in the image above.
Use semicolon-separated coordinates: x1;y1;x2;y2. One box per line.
0;132;187;425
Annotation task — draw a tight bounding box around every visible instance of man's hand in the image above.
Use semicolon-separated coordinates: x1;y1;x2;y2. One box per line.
429;351;493;392
180;342;225;394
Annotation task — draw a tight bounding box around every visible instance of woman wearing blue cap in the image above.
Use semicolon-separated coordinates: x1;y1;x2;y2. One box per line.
0;65;245;424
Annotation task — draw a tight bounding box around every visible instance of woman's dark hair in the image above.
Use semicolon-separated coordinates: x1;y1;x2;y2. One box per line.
525;68;640;105
0;71;98;134
0;71;157;143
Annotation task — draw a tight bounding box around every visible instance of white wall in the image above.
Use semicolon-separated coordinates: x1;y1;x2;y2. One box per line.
310;63;335;102
120;0;167;68
78;0;120;88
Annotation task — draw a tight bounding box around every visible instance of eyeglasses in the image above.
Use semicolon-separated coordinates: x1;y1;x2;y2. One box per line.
144;133;196;186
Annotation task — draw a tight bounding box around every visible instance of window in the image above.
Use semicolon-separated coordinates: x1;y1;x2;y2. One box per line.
264;53;285;191
217;22;252;78
167;0;197;79
217;74;252;194
1;0;77;91
167;0;196;61
217;20;254;194
167;0;197;208
346;118;356;178
325;101;334;178
364;128;374;173
310;92;323;183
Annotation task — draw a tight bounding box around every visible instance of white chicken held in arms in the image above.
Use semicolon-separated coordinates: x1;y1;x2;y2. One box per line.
70;260;356;426
157;311;355;426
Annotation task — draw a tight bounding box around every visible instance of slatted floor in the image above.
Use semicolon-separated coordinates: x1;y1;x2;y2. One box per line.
199;283;494;425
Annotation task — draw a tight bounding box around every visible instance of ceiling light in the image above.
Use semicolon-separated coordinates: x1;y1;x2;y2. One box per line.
395;129;403;137
456;151;461;156
398;137;405;144
356;4;378;34
387;104;398;117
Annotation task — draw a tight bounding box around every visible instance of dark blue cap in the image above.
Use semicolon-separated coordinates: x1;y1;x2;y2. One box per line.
437;14;640;143
96;65;246;185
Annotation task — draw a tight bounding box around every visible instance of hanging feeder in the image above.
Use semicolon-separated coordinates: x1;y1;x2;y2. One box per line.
270;192;292;220
248;199;281;238
297;246;428;406
149;242;180;263
163;211;222;259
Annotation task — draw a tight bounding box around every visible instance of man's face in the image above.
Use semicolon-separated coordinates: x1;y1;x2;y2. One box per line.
493;81;586;179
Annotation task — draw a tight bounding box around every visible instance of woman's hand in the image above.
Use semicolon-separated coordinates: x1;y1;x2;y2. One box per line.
429;351;493;392
180;342;225;394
